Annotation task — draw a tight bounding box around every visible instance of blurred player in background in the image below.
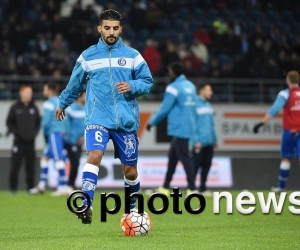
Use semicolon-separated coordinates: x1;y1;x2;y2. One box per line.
29;82;68;196
55;9;153;224
191;83;217;196
147;62;197;196
6;85;41;193
65;91;86;191
253;70;300;192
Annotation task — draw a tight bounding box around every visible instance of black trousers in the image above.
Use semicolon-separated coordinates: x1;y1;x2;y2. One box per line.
193;146;214;192
163;137;196;190
65;143;82;188
9;140;36;191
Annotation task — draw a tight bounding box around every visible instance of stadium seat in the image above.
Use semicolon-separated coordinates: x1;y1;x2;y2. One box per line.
193;8;204;19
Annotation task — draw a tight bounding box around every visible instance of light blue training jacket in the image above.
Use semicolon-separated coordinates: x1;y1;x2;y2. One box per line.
42;96;66;137
149;74;197;139
58;37;153;133
191;96;217;147
65;101;85;145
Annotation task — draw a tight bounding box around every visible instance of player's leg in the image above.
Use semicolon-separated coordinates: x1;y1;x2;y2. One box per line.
9;142;23;193
28;141;50;194
49;132;69;196
77;126;109;224
111;131;140;210
122;164;139;210
66;143;81;190
272;130;294;192
24;142;36;191
162;137;179;191
175;138;196;192
199;146;213;194
192;146;202;182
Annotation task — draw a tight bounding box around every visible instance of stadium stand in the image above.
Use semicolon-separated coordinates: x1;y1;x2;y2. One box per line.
0;0;300;101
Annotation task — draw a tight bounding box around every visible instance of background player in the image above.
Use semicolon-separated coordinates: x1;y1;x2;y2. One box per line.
191;83;217;196
64;91;86;191
253;70;300;192
147;62;197;196
29;82;68;196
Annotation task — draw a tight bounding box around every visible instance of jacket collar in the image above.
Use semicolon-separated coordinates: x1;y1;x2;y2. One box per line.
174;74;186;82
97;37;124;50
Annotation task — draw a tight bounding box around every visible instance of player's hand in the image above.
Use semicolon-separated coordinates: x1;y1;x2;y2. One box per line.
55;107;65;121
146;124;151;131
253;122;264;134
77;137;84;146
116;82;130;93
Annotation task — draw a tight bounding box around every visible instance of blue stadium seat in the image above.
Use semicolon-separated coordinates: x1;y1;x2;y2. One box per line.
177;8;189;21
161;18;171;31
207;8;219;21
139;29;150;41
235;8;246;20
193;8;204;18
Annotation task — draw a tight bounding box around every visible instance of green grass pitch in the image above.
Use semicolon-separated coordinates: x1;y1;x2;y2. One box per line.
0;190;299;250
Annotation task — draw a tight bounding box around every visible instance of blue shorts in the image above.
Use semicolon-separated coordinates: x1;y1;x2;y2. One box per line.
85;125;138;166
43;132;65;161
281;130;300;158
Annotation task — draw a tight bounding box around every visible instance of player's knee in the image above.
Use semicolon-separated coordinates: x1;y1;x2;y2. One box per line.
124;167;137;180
87;150;103;166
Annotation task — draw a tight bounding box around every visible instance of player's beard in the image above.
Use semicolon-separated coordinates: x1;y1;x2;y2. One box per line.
103;35;118;45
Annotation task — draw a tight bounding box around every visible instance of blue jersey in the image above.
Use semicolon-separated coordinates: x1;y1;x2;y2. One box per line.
191;96;217;146
42;96;66;137
65;102;85;145
149;75;197;139
58;37;153;133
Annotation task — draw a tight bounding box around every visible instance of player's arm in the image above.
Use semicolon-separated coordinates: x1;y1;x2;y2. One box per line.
6;105;18;136
58;54;88;112
253;90;288;133
147;86;177;129
42;102;55;140
34;105;41;136
126;54;153;97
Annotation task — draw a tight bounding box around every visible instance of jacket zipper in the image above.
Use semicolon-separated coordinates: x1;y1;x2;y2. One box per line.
109;47;119;130
89;98;96;119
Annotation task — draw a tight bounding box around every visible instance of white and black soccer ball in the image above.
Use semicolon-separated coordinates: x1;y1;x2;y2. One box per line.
120;211;152;236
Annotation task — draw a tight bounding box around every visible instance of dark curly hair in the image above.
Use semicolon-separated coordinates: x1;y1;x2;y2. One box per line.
99;9;122;25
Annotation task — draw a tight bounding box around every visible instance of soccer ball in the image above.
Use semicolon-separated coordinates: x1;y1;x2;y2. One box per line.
120;211;152;236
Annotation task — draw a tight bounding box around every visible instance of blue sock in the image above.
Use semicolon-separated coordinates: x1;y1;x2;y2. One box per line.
82;163;99;207
38;159;48;190
55;160;67;187
278;161;290;190
124;176;140;210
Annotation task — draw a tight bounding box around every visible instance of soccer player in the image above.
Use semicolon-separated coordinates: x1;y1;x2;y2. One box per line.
146;62;197;196
55;9;153;224
64;91;86;191
253;70;300;192
191;83;217;196
29;82;69;196
6;85;41;193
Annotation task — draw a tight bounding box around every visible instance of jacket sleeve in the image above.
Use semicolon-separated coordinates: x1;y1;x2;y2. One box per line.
212;115;217;144
128;54;153;97
149;86;177;126
42;101;55;137
34;104;41;136
267;90;288;117
6;104;18;136
59;54;88;109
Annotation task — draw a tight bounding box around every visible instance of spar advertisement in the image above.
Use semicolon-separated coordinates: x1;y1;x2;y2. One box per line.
0;102;281;151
